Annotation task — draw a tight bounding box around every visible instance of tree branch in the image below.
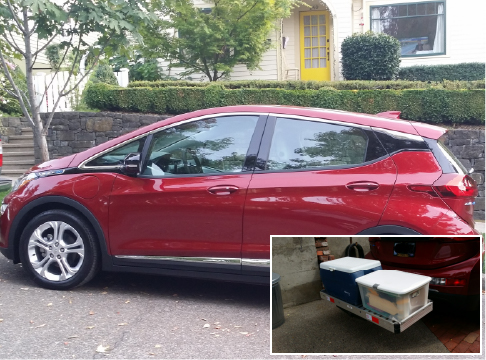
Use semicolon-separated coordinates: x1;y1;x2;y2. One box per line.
6;0;26;35
32;33;59;57
1;33;25;56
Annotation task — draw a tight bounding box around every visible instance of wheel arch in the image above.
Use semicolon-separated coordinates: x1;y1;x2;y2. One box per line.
357;225;422;235
9;196;111;267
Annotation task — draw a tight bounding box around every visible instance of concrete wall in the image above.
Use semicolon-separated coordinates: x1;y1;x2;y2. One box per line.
32;112;170;164
272;237;323;308
272;236;372;308
327;237;370;259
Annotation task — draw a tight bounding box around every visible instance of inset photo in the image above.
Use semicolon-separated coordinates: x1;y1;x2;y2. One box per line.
271;236;483;355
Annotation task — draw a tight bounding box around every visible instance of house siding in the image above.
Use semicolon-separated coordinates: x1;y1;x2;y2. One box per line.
363;0;486;67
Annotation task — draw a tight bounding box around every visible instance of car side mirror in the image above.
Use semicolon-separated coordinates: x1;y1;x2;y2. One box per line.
121;153;141;176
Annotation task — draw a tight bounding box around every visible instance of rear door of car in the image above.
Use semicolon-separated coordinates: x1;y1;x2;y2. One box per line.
242;115;397;273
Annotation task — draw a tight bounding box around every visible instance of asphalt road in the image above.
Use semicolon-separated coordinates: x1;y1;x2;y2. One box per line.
0;256;272;359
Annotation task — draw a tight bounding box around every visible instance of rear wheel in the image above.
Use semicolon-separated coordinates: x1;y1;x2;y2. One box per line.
19;210;100;290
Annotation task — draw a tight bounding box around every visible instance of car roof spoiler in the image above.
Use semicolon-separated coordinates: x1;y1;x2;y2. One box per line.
375;111;401;119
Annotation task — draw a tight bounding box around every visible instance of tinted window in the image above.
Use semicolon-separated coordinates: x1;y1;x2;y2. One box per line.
373;128;429;154
266;118;370;170
85;137;146;167
142;116;258;176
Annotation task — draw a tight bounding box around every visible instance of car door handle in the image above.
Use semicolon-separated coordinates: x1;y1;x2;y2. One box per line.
207;185;239;195
345;181;380;192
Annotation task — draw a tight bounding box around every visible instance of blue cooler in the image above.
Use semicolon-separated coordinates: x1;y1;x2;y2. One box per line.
320;257;382;305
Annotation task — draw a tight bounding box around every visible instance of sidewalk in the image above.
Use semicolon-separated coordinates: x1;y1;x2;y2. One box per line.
272;300;448;353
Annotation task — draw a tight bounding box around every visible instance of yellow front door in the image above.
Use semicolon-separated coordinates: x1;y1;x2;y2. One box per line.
300;11;330;81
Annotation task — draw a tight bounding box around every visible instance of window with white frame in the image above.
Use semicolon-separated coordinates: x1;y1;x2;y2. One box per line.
371;2;445;57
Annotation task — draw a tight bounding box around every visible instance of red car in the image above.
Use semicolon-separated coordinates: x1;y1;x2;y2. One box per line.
365;236;481;311
0;105;479;290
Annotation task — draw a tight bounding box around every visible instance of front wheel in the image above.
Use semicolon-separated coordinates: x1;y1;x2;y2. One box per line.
19;210;100;290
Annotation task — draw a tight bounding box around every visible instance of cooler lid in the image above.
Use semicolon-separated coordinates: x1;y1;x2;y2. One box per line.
355;270;431;295
319;257;381;273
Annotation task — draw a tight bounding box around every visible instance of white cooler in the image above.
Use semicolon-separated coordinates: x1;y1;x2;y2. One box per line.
355;270;431;322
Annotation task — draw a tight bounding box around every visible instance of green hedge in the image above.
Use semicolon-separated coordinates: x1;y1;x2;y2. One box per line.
341;31;400;80
398;63;485;82
85;83;485;125
128;79;485;90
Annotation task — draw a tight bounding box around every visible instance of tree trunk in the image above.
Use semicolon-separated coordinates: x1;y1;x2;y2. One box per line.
33;121;49;163
22;7;50;162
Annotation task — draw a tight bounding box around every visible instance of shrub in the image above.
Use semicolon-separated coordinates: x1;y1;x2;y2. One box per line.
89;64;118;86
399;63;485;81
128;79;485;91
85;83;485;125
341;31;401;80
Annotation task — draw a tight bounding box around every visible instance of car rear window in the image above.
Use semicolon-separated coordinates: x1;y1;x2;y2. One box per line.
265;118;386;171
423;136;468;174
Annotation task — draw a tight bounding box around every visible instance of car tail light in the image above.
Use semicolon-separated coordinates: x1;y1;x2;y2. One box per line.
430;277;467;286
434;175;478;198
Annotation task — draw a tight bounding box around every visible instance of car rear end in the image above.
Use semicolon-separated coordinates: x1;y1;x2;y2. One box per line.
366;236;481;310
377;120;479;235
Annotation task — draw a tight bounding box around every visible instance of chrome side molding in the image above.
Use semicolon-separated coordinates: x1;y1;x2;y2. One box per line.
114;255;270;267
242;258;270;267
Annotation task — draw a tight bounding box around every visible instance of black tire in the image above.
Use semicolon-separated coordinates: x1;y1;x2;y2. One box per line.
19;210;100;290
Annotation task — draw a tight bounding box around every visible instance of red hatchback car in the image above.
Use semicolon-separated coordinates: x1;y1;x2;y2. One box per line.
365;236;481;310
0;105;479;290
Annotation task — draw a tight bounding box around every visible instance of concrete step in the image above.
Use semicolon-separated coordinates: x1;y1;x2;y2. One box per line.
2;151;35;160
1;169;28;177
3;143;34;150
21;127;33;133
8;135;33;139
3;159;36;165
7;139;33;145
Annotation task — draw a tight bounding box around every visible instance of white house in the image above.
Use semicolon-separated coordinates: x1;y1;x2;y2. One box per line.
170;0;485;81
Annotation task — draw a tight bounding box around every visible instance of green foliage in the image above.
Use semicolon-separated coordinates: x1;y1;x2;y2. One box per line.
341;31;401;80
109;53;172;81
45;44;62;70
0;62;27;116
139;0;297;81
85;83;485;125
128;79;485;90
398;63;485;81
89;63;118;86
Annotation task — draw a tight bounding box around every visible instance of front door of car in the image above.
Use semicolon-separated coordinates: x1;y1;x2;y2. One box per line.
242;116;397;267
108;114;265;273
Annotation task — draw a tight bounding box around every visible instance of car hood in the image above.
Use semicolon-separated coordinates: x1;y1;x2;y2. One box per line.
27;153;78;173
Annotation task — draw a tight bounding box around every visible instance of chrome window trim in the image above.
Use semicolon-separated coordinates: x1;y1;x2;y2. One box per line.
78;112;265;170
371;127;424;142
268;113;371;130
114;255;270;267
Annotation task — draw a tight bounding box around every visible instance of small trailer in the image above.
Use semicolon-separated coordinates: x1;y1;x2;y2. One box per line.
320;290;433;334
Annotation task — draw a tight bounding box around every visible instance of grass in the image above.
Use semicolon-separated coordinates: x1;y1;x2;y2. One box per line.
0;187;11;203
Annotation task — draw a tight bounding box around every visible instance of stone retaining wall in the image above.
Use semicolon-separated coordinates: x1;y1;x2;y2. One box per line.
1;112;484;219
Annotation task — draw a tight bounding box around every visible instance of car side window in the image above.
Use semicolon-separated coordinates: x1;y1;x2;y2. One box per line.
142;115;258;176
85;137;146;167
266;118;370;171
